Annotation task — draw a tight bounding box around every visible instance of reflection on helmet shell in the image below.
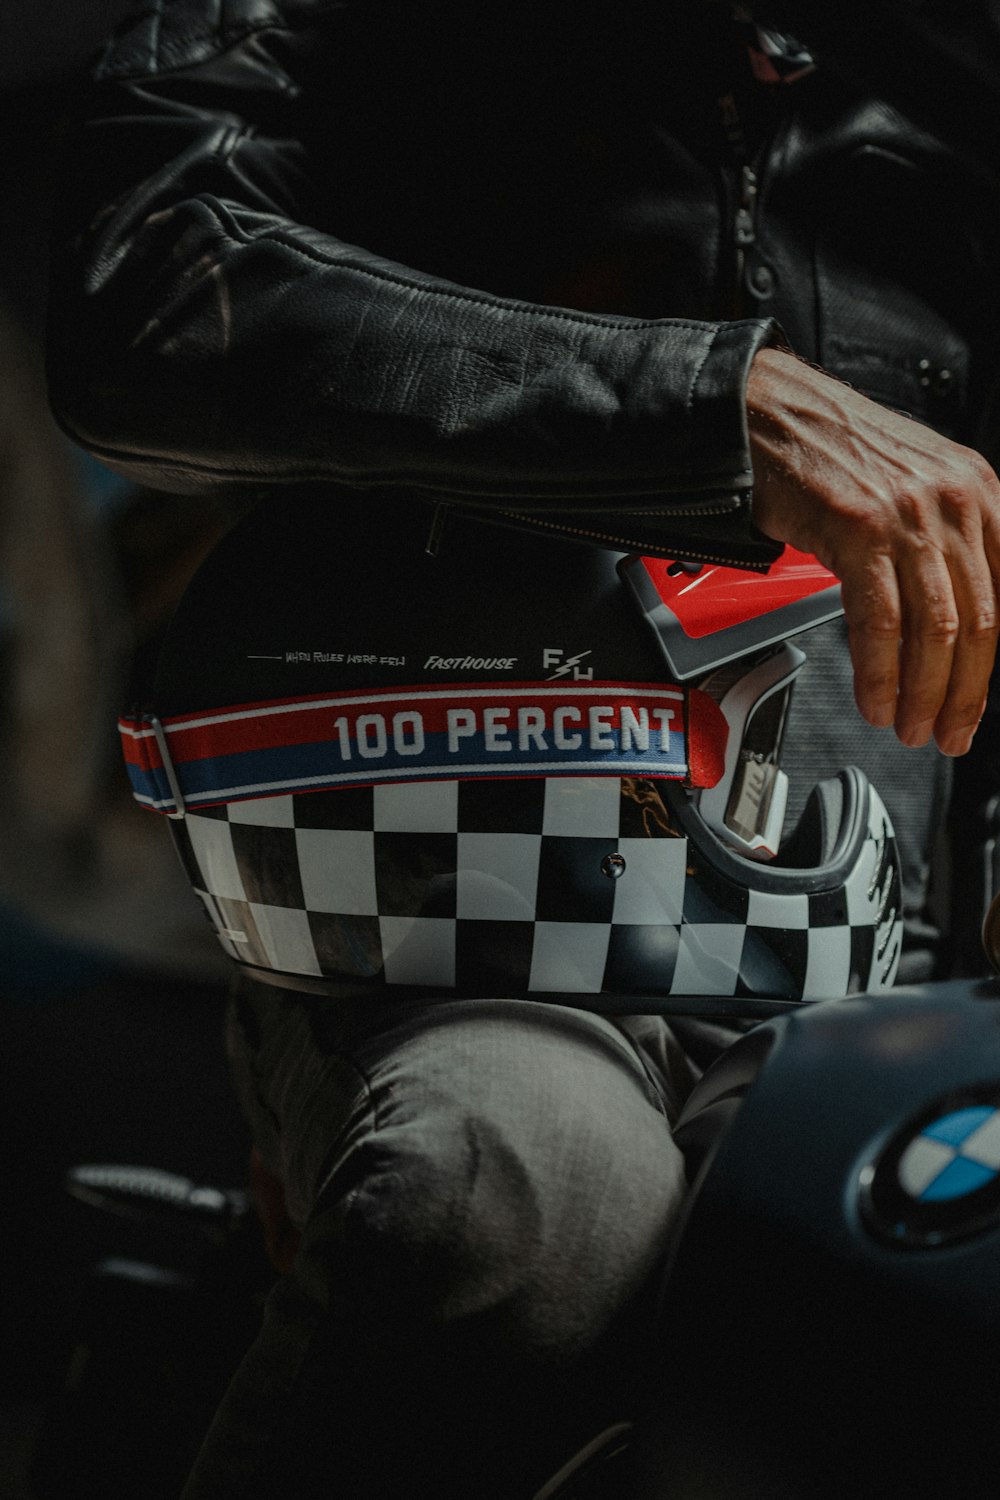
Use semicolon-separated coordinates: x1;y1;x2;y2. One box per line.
171;765;900;1013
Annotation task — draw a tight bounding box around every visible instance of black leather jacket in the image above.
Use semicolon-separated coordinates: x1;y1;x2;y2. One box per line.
45;1;1000;568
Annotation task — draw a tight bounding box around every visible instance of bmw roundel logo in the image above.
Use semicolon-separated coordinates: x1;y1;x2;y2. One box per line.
859;1090;1000;1248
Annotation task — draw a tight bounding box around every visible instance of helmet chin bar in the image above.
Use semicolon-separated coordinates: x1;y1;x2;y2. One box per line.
694;642;806;862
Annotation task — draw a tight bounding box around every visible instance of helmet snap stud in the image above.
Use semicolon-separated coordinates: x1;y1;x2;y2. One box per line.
601;852;626;880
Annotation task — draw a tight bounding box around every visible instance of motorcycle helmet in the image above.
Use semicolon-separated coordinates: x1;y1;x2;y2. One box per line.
120;491;901;1016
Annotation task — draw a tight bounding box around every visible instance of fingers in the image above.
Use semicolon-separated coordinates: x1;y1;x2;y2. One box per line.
842;557;902;732
745;351;1000;754
920;569;997;758
895;553;980;756
842;510;999;757
899;480;1000;753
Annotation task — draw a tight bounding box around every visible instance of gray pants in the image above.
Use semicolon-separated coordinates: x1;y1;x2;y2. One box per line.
182;984;743;1499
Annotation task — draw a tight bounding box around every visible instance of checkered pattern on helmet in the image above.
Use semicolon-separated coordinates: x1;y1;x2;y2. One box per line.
732;784;901;1000
178;776;901;1007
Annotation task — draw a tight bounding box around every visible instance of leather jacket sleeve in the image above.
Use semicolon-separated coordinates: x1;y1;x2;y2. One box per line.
45;0;783;567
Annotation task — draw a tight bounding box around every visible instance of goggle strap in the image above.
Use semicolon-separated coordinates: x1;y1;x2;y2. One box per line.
118;680;729;816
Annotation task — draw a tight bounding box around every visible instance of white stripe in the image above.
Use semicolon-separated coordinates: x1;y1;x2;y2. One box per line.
180;758;688;805
133;791;173;809
135;755;689;812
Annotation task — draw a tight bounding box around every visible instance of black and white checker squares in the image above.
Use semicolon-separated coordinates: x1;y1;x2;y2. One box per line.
176;776;901;1007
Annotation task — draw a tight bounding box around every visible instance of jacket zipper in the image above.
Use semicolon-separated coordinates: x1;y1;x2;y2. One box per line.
733;162;759;316
503;508;770;571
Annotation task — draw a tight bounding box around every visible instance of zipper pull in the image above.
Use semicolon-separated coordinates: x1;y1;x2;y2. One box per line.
425;501;448;557
735;164;758;249
732;163;759;316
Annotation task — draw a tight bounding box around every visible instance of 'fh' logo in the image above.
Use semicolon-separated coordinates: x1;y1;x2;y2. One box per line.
544;648;593;681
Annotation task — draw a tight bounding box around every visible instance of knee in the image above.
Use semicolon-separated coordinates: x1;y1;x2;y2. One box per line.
322;1114;545;1325
302;1091;683;1364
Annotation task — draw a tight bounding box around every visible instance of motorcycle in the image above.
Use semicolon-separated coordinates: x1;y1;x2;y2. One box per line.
26;546;1000;1499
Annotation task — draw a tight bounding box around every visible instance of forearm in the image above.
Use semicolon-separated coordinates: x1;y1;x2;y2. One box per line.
46;7;782;564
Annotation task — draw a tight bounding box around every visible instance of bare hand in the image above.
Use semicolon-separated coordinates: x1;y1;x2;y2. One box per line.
747;347;1000;756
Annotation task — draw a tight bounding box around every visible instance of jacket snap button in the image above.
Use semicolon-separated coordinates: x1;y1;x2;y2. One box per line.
748;264;775;298
918;359;953;398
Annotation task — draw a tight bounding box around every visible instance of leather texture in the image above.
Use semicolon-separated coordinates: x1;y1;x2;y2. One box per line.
46;1;1000;566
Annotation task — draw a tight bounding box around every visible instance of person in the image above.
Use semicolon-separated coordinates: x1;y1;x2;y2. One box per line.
43;2;1000;1494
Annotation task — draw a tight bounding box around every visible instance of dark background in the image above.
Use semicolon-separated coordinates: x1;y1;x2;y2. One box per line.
1;8;253;1493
